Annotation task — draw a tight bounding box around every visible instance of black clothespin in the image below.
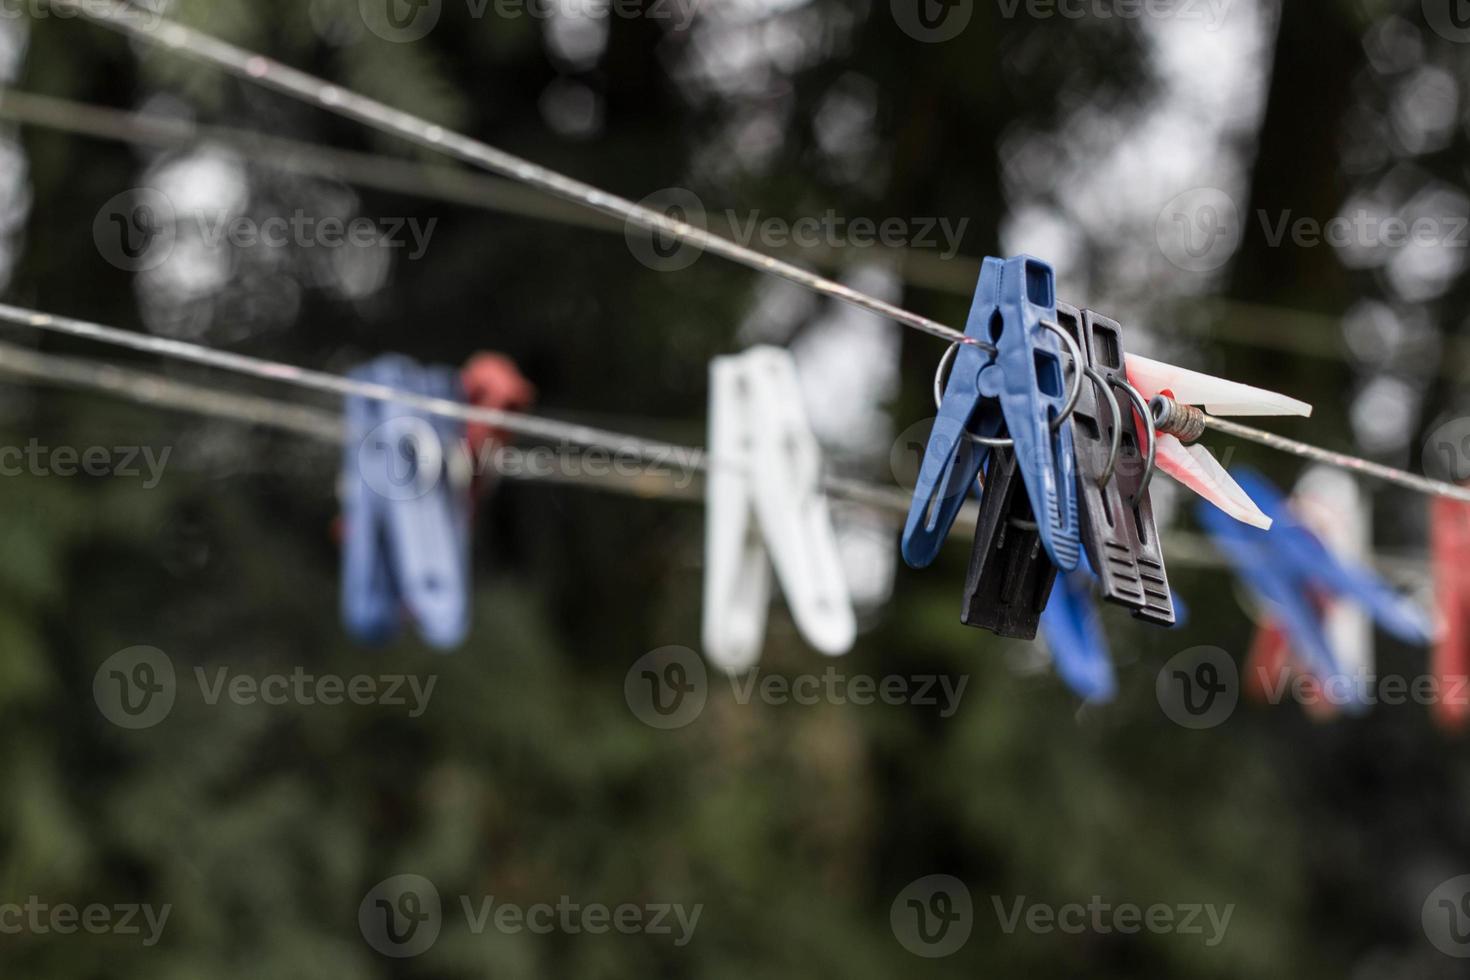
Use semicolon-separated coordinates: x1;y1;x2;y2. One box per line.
1055;304;1175;626
959;447;1060;640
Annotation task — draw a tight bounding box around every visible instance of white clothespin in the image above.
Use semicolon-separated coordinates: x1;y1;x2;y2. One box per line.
702;346;856;673
1291;465;1373;681
1126;354;1313;529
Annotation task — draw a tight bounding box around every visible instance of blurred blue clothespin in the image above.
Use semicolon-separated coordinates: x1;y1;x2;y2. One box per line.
1197;467;1431;701
342;355;471;650
1039;553;1117;703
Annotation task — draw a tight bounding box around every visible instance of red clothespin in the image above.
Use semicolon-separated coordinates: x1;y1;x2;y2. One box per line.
461;353;536;458
1431;494;1470;731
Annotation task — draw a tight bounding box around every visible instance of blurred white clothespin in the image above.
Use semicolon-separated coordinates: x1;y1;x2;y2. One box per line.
1292;465;1373;681
702;346;856;673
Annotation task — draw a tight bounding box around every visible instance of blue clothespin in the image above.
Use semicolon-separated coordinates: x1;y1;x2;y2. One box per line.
1197;468;1431;694
1039;553;1117;702
342;362;399;644
902;255;1081;572
342;355;471;650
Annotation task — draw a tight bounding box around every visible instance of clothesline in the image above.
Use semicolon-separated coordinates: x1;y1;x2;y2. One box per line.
33;0;1470;504
0;335;1437;589
0;304;920;521
0;86;1406;375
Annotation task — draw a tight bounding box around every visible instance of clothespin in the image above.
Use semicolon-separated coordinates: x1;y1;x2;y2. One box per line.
702;345;855;672
960;445;1060;638
1038;553;1117;703
342;355;472;650
903;255;1082;573
1199;468;1431;705
1130;356;1312;529
462;352;536;459
1055;304;1174;626
1243;467;1372;715
1431;494;1470;731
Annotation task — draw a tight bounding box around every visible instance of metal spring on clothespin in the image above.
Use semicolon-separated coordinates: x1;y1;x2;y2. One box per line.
1150;394;1207;444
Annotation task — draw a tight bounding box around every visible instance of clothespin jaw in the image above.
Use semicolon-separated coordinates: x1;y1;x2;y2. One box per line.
902;257;1005;569
1039;554;1117;703
960;447;1058;639
1056;304;1174;626
1431;496;1470;731
976;256;1082;572
703;346;855;673
1128;354;1312;530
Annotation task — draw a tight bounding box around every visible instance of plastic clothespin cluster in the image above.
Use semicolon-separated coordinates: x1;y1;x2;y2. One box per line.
340;351;532;650
898;254;1339;702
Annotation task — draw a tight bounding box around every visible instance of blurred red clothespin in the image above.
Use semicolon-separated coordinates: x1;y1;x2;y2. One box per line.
1431;495;1470;731
461;352;536;460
